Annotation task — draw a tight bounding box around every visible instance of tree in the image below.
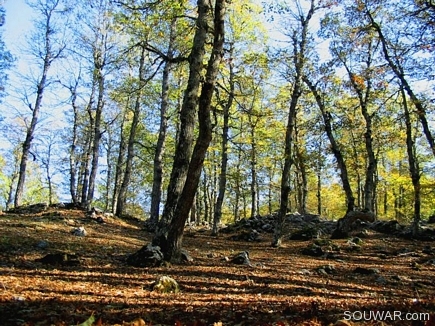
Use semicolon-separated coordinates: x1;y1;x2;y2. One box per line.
272;0;317;248
151;0;226;262
14;0;69;207
304;76;356;213
0;6;13;101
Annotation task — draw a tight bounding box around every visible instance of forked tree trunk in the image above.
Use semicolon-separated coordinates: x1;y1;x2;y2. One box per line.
153;2;209;243
158;0;226;262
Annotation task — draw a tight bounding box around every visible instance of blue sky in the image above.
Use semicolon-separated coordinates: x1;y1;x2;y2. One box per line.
3;0;33;50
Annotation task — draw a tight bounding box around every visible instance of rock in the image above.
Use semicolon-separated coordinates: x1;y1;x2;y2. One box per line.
7;203;48;214
375;276;387;284
230;230;262;242
180;249;193;263
299;269;312;275
71;226;87;236
301;244;324;257
316;264;335;275
422;246;434;255
35;252;81;266
348;237;363;245
332;210;376;238
151;276;180;293
261;223;273;232
331;228;349;239
231;251;251;265
289;226;322;240
35;240;49;249
353;267;379;275
372;220;403;234
126;244;164;267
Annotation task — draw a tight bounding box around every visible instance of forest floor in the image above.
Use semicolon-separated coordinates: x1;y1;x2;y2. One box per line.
0;207;434;326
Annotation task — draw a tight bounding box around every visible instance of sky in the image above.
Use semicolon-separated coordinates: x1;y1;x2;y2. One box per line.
3;0;33;51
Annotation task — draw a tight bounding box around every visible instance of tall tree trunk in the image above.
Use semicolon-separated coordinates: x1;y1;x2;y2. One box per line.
294;126;308;214
67;79;80;205
272;1;315;247
112;112;127;214
162;0;226;262
153;1;211;244
116;46;146;216
14;0;63;207
342;41;377;213
249;120;257;219
15;52;51;208
149;20;176;226
304;77;355;213
401;86;421;236
87;62;105;210
80;80;97;206
367;12;435;158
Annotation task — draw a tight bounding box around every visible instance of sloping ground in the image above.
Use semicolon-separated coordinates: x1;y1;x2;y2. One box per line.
0;207;434;326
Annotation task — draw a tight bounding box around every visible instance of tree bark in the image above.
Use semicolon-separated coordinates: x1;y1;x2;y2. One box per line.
366;11;435;158
86;59;105;210
68;80;80;205
212;60;234;235
149;20;176;226
14;1;57;207
304;77;355;213
116;46;146;216
112;112;127;214
341;40;377;213
401;86;421;236
162;0;226;262
153;1;210;244
272;1;315;247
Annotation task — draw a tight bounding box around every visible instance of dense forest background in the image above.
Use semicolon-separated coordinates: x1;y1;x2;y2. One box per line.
0;0;434;227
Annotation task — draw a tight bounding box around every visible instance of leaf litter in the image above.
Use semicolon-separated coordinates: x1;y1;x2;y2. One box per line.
0;207;434;325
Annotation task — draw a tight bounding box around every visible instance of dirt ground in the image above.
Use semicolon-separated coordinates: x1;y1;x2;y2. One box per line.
0;207;434;326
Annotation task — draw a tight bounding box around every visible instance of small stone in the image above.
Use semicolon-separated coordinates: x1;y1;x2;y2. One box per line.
35;240;49;249
71;226;87;236
353;267;379;275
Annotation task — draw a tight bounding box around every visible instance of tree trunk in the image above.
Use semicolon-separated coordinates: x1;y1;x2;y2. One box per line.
150;20;175;226
116;46;146;216
401;86;421;236
249;120;257;219
15;53;50;208
112;112;127;214
68;80;80;205
272;1;315;247
304;77;355;213
162;0;225;262
342;41;377;213
153;2;209;242
367;12;435;158
87;62;105;210
14;0;62;207
212;74;232;235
